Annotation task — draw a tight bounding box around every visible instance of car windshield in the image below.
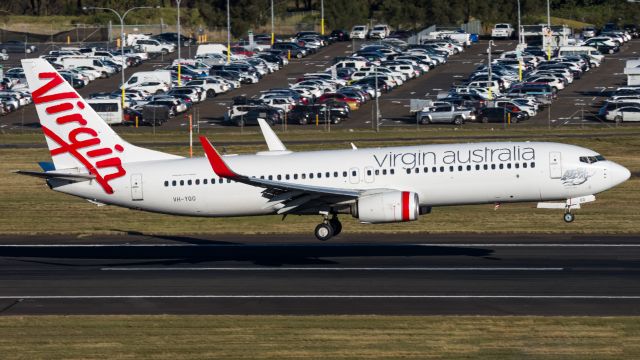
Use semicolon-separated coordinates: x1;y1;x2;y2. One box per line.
496;24;509;29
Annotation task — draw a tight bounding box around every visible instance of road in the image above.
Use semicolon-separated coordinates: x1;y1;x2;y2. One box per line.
2;38;637;132
0;233;639;315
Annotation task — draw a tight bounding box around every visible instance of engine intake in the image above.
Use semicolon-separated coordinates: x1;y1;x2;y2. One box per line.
354;191;419;223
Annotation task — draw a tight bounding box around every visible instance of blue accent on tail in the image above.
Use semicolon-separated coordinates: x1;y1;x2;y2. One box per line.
38;162;56;171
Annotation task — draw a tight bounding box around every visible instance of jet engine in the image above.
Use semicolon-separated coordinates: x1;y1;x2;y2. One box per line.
353;191;420;223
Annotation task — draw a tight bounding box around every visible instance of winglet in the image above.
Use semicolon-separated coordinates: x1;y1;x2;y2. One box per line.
257;118;287;151
199;136;239;178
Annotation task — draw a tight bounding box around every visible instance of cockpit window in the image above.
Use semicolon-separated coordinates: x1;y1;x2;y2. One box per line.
579;155;606;164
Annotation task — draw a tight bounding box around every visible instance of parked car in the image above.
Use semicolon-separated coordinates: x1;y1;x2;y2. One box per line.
415;104;475;125
153;32;196;46
604;106;640;123
329;29;349;41
0;40;37;54
477;107;527;123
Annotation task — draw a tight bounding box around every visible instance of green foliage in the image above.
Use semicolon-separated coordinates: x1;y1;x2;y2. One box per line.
2;0;640;33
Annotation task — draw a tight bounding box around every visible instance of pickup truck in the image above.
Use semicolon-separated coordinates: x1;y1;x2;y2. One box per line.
415;104;476;125
491;24;514;39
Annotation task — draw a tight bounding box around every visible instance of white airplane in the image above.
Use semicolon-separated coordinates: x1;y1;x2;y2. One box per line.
16;58;631;241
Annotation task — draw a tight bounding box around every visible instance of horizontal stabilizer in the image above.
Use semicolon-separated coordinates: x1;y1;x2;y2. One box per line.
13;170;95;180
38;162;55;172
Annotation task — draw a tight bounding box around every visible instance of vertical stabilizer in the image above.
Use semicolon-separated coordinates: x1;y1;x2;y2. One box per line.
21;58;181;194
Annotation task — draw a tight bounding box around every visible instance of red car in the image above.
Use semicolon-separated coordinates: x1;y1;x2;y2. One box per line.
231;46;254;57
317;93;360;110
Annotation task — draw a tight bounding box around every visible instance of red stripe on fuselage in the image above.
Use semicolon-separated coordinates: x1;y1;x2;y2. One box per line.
401;191;410;221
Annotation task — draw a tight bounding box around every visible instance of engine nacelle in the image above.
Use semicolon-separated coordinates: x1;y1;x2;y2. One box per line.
354;191;420;223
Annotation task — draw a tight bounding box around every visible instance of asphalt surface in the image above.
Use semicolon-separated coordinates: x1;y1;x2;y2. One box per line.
0;233;639;316
2;38;638;132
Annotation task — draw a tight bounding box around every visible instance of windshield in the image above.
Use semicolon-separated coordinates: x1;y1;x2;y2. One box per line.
354;27;365;31
496;24;509;29
579;155;606;164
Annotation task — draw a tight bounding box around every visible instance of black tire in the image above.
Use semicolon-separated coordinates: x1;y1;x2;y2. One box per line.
511;116;519;124
206;89;216;98
236;118;245;127
609;49;614;54
615;115;623;123
419;116;429;125
25;48;32;54
298;117;308;125
453;116;463;125
481;116;489;123
314;223;334;241
161;49;169;55
296;52;303;59
332;117;342;125
563;213;575;223
329;218;342;236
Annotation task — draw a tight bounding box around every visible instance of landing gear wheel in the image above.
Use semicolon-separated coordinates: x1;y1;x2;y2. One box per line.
563;212;575;223
315;223;334;241
329;218;342;236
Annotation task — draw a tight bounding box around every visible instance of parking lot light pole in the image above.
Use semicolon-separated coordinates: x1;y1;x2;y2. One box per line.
320;0;325;36
177;0;182;86
487;40;494;100
83;6;155;113
226;0;231;64
517;0;522;45
271;0;275;45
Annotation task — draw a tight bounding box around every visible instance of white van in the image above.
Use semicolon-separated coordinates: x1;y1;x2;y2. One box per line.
557;46;604;63
350;25;369;39
125;70;172;89
87;99;123;125
61;57;115;76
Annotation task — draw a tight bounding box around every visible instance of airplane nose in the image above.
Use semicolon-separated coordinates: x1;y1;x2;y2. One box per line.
609;162;631;187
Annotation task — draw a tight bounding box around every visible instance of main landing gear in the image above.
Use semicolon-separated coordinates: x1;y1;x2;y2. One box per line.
314;214;342;241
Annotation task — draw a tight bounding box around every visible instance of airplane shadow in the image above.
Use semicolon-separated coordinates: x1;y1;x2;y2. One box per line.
2;242;495;267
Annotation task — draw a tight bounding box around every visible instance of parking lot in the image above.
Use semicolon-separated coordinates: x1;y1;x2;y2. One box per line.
0;36;637;132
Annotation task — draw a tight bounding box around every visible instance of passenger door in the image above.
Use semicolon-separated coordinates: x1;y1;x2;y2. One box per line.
131;174;143;201
349;167;360;184
363;166;375;183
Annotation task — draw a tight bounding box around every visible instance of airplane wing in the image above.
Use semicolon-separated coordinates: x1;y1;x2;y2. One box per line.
200;136;361;214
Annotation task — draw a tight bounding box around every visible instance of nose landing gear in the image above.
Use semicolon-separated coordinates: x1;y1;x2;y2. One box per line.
314;214;342;241
563;211;575;223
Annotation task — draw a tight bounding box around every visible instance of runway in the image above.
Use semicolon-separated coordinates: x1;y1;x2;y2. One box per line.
0;233;639;315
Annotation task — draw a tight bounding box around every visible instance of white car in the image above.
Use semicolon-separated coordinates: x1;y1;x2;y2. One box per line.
492;23;514;39
259;96;296;113
134;39;176;54
369;25;390;39
130;81;170;95
350;25;368;39
186;78;229;97
605;106;640;122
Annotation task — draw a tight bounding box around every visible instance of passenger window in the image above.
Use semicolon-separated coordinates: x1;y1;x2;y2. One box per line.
483;164;488;170
195;179;200;185
203;179;208;184
302;174;306;179
317;173;322;178
390;169;395;175
523;163;528;168
187;180;192;185
423;167;429;173
164;181;169;187
310;173;314;179
449;166;454;172
515;163;519;169
507;163;511;169
211;178;215;184
491;164;496;170
268;175;273;180
531;162;536;168
368;170;373;176
414;168;419;174
440;166;445;172
172;180;177;186
334;171;338;177
294;174;298;180
180;180;184;186
352;170;356;176
277;175;282;180
458;165;463;171
475;164;480;170
343;171;348;177
406;169;411;174
467;165;472;171
286;174;290;180
375;169;380;175
432;167;436;173
326;172;330;178
382;169;387;175
499;164;504;169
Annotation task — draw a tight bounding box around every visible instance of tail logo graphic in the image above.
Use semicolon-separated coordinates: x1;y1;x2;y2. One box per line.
34;72;126;194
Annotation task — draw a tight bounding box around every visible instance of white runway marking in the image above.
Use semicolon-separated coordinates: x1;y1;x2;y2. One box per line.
1;295;638;299
100;267;564;272
1;244;639;248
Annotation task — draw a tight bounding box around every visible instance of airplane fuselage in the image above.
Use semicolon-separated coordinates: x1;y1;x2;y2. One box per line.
49;141;625;217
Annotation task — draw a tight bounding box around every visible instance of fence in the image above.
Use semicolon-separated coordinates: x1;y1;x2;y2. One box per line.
0;24;108;44
461;19;483;35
